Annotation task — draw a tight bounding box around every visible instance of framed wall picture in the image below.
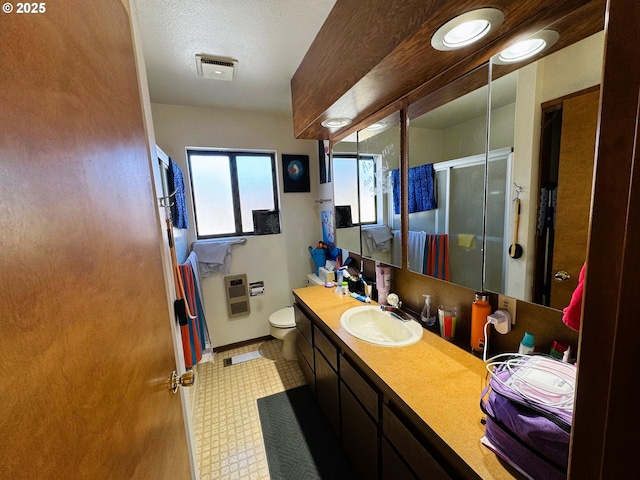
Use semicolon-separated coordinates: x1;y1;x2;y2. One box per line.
282;154;310;193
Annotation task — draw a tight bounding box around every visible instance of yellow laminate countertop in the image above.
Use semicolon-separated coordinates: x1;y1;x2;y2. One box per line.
293;285;520;480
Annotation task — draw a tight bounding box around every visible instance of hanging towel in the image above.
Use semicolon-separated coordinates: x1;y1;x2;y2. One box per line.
178;260;205;368
562;263;586;332
168;157;189;229
392;165;437;214
362;225;393;252
408;164;436;213
457;233;477;249
192;241;232;277
407;230;427;273
186;251;212;357
391;169;401;215
424;234;450;281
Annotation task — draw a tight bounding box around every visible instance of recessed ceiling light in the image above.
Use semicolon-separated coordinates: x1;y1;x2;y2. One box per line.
364;121;387;131
493;30;559;65
432;8;504;51
321;117;352;128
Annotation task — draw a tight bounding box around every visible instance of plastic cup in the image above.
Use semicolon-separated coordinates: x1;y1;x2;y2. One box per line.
438;305;458;340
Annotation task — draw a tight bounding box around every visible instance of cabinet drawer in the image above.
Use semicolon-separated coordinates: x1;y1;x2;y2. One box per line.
314;326;338;371
294;304;313;344
341;355;379;421
383;404;452;480
296;329;314;372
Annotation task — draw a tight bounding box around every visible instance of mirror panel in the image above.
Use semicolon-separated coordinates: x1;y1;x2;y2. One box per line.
485;30;605;308
406;65;490;291
356;111;402;267
332;137;361;256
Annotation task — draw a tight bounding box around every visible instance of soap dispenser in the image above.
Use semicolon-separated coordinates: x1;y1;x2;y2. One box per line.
421;295;436;326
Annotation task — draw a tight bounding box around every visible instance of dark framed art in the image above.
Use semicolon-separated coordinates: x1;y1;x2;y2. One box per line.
282;154;310;193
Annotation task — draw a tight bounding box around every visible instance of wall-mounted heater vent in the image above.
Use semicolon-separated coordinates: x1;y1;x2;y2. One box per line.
195;54;238;81
224;274;250;318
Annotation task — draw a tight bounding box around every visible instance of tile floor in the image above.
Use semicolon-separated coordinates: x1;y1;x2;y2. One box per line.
193;339;306;480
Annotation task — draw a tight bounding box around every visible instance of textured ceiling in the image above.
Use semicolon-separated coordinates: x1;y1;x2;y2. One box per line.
132;0;336;115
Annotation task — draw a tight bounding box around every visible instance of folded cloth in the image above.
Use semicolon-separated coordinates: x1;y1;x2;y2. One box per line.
362;225;393;252
457;233;476;249
192;241;232;277
168;158;189;229
562;263;586;331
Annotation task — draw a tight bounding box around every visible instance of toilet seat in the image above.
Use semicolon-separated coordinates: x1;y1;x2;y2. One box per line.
269;307;295;328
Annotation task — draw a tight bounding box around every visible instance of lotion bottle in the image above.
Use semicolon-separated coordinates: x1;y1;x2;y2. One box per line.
518;332;535;354
470;292;492;353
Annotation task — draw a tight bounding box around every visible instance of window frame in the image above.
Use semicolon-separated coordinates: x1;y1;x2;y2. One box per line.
186;149;280;239
332;153;378;226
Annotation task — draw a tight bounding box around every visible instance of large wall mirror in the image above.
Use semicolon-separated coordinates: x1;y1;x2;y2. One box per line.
486;30;605;309
406;64;491;291
333;111;402;267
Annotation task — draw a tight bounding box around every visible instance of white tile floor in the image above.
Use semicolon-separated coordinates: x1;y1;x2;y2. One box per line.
193;339;306;479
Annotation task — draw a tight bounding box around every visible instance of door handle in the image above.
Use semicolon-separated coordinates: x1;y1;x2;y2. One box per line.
554;271;571;282
171;370;195;394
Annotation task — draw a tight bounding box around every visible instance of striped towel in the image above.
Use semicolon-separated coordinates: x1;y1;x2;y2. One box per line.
424;234;450;281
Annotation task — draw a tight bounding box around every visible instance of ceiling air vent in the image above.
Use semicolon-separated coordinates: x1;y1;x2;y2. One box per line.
195;54;238;81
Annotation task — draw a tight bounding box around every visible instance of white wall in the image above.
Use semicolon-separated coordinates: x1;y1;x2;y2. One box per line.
150;103;321;347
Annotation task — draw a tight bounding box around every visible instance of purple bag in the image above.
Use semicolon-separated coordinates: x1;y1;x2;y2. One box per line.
480;356;574;480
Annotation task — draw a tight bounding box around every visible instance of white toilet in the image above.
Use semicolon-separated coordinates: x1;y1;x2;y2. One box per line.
269;306;297;361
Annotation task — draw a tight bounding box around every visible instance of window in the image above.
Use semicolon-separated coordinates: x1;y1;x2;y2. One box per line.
187;149;279;238
333;154;376;224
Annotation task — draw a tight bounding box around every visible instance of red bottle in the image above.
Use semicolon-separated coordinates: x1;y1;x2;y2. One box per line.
470;292;492;352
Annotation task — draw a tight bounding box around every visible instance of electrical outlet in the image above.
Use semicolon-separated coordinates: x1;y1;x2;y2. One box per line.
498;294;517;325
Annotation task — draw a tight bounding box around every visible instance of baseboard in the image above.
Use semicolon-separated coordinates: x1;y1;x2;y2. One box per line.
213;335;274;353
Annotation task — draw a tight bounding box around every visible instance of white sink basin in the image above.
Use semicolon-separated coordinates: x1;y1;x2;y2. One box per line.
340;305;423;347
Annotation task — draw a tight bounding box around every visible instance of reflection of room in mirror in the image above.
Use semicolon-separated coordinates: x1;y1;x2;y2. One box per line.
488;31;604;308
407;68;491;292
332;112;403;267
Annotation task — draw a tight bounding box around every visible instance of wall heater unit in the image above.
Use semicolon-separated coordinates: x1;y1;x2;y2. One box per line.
224;274;250;318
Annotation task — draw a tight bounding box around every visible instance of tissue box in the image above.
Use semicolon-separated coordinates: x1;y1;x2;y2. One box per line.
318;267;335;283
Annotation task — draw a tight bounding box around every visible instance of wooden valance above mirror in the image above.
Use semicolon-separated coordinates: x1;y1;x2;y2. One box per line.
291;0;604;140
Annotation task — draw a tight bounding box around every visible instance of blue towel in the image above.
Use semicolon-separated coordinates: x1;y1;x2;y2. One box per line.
409;164;436;213
168;158;189;229
392;164;436;214
391;169;401;215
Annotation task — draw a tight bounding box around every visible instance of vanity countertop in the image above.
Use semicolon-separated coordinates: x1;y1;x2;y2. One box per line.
293;285;521;480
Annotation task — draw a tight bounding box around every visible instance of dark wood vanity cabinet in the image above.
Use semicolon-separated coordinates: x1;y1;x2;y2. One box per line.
293;298;457;479
340;354;380;479
314;326;340;437
382;403;453;480
294;303;315;393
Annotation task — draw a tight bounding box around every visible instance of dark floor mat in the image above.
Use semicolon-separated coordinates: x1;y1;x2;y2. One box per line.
257;385;358;480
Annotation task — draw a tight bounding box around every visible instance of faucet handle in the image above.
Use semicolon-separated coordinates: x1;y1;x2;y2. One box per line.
387;293;401;308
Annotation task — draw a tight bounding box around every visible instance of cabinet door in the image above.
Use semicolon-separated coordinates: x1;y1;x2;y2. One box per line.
383;404;452;480
382;438;417;480
341;380;379;479
315;349;340;437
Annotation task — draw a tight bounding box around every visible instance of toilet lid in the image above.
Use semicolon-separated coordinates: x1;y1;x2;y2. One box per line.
269;307;295;328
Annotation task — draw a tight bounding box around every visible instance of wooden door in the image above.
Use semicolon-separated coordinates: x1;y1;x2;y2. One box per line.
549;89;600;310
0;2;191;479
